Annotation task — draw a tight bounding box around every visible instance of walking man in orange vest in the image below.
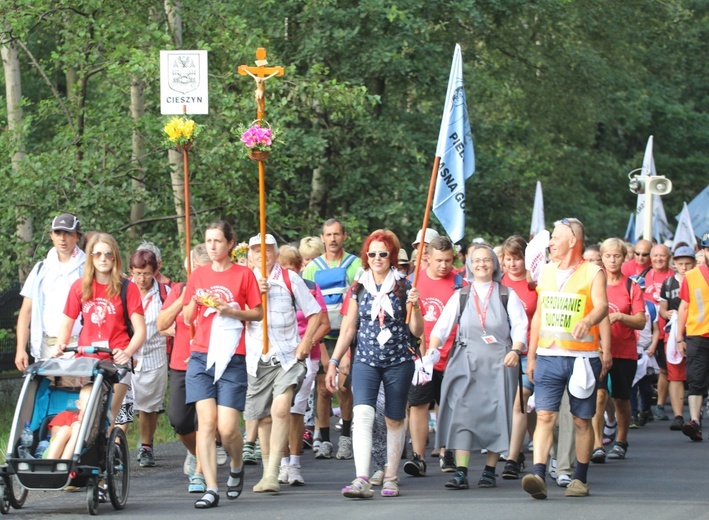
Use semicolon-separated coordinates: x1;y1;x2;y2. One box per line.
522;218;611;499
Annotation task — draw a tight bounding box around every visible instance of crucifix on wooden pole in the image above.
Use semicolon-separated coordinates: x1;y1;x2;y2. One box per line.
238;48;284;355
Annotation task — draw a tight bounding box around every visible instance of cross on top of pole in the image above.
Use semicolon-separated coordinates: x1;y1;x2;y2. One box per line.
238;48;284;120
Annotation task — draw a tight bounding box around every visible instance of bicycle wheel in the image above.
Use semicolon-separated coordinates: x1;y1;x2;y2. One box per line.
106;427;129;510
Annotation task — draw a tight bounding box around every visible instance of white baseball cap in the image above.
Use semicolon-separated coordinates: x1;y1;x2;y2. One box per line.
412;228;440;248
248;233;277;248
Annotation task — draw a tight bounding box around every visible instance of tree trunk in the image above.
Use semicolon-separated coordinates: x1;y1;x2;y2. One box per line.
129;74;146;238
2;36;32;282
165;0;182;47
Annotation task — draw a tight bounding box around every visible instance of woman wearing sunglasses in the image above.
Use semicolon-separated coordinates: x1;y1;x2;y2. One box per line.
57;232;147;425
326;230;423;499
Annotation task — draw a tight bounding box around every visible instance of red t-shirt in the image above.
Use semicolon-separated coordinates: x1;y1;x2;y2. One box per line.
501;274;538;351
417;269;460;371
621;259;649;278
607;276;646;359
64;279;144;359
49;410;79;428
644;268;673;339
161;282;191;371
182;264;262;355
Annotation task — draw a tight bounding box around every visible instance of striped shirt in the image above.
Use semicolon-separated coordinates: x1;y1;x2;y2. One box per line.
134;279;168;372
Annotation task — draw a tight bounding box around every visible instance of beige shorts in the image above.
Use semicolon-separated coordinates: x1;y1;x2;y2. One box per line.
244;360;307;421
132;364;168;413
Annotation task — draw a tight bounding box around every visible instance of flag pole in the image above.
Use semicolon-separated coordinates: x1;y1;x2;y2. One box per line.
407;156;440;323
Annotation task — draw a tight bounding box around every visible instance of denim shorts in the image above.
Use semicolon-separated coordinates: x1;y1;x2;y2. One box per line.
351;360;415;420
521;355;534;393
533;355;602;419
185;352;248;411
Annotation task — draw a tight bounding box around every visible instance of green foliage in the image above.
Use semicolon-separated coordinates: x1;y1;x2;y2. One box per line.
0;0;707;289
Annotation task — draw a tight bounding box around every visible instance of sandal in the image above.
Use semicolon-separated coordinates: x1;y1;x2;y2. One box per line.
381;477;400;497
477;470;497;488
194;490;219;509
226;467;244;500
590;447;606;464
444;470;469;490
188;474;206;494
341;476;373;499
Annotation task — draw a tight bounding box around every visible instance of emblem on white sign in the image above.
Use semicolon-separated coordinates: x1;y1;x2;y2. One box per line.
160;50;209;115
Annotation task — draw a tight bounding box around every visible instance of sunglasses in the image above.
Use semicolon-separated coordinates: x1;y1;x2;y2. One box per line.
91;251;115;260
634;252;650;257
367;251;390;259
560;218;576;238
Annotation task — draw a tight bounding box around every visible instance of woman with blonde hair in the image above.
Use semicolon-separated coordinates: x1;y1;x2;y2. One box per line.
56;232;146;425
299;236;326;269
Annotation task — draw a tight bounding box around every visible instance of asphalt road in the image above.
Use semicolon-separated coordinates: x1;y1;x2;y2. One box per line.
6;411;709;520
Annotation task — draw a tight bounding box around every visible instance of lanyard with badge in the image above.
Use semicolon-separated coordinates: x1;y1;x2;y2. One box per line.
470;283;496;344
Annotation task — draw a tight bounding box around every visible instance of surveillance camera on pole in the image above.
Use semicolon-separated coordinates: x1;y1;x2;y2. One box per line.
628;168;673;241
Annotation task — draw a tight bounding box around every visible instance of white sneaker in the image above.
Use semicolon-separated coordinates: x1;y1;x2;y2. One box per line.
549;458;557;479
216;445;228;466
336;436;353;460
556;474;572;487
183;452;197;476
278;464;290;484
288;464;305;486
315;440;333;459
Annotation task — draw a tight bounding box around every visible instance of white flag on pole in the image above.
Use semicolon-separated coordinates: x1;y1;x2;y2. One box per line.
530;181;545;238
674;202;697;248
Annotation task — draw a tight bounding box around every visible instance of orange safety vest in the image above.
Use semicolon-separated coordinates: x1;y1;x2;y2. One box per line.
685;267;709;337
537;261;601;352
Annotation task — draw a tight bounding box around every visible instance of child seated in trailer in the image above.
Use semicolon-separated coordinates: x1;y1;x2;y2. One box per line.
44;383;93;459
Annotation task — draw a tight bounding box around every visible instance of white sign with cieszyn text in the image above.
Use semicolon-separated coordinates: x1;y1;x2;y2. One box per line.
160;50;209;114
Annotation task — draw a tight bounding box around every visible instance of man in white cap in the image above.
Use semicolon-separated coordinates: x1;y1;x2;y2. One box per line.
411;228;440;271
244;233;322;493
522;218;611;499
15;213;85;369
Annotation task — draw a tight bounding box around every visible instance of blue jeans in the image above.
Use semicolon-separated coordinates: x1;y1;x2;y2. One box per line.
351;360;414;420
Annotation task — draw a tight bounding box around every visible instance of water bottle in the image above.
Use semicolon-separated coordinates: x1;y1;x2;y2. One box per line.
19;421;34;458
35;435;51;459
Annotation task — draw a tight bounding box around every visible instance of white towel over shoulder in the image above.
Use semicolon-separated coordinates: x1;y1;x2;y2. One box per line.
205;303;243;382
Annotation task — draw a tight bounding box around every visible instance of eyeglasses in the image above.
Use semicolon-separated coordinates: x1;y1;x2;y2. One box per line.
634;251;650;257
367;251;390;259
471;258;494;265
131;272;154;279
560;218;576;238
91;251;114;260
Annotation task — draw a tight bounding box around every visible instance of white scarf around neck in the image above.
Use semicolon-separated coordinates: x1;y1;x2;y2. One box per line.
360;267;404;324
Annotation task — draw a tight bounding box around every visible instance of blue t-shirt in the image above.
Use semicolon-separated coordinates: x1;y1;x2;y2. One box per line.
352;280;416;368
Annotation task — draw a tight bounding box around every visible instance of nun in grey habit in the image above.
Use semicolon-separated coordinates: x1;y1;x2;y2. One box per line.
427;244;528;489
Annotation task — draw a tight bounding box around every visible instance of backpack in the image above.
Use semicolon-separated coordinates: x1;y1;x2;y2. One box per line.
312;253;357;334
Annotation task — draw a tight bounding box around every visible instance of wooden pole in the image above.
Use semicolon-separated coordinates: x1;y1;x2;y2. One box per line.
258;159;269;354
407;155;441;323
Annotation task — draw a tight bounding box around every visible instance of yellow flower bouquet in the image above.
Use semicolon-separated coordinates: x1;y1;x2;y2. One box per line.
163;116;202;150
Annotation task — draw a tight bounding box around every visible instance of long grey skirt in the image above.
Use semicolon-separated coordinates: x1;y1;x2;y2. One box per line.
436;340;517;454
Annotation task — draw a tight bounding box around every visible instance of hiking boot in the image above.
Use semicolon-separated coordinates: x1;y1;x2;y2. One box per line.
501;459;520;480
637;410;651;427
670;415;684;431
439;450;456;473
242;443;258;465
139;446;156;467
565;479;590;497
606;442;627;459
653;404;669;421
336;436;353;460
444;470;469;490
315;440;334;459
403;453;427;477
682;420;703;442
521;474;547;499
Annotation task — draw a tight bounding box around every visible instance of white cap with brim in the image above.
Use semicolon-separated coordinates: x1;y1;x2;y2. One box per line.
568;357;596;399
412;228;439;248
249;233;277;248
